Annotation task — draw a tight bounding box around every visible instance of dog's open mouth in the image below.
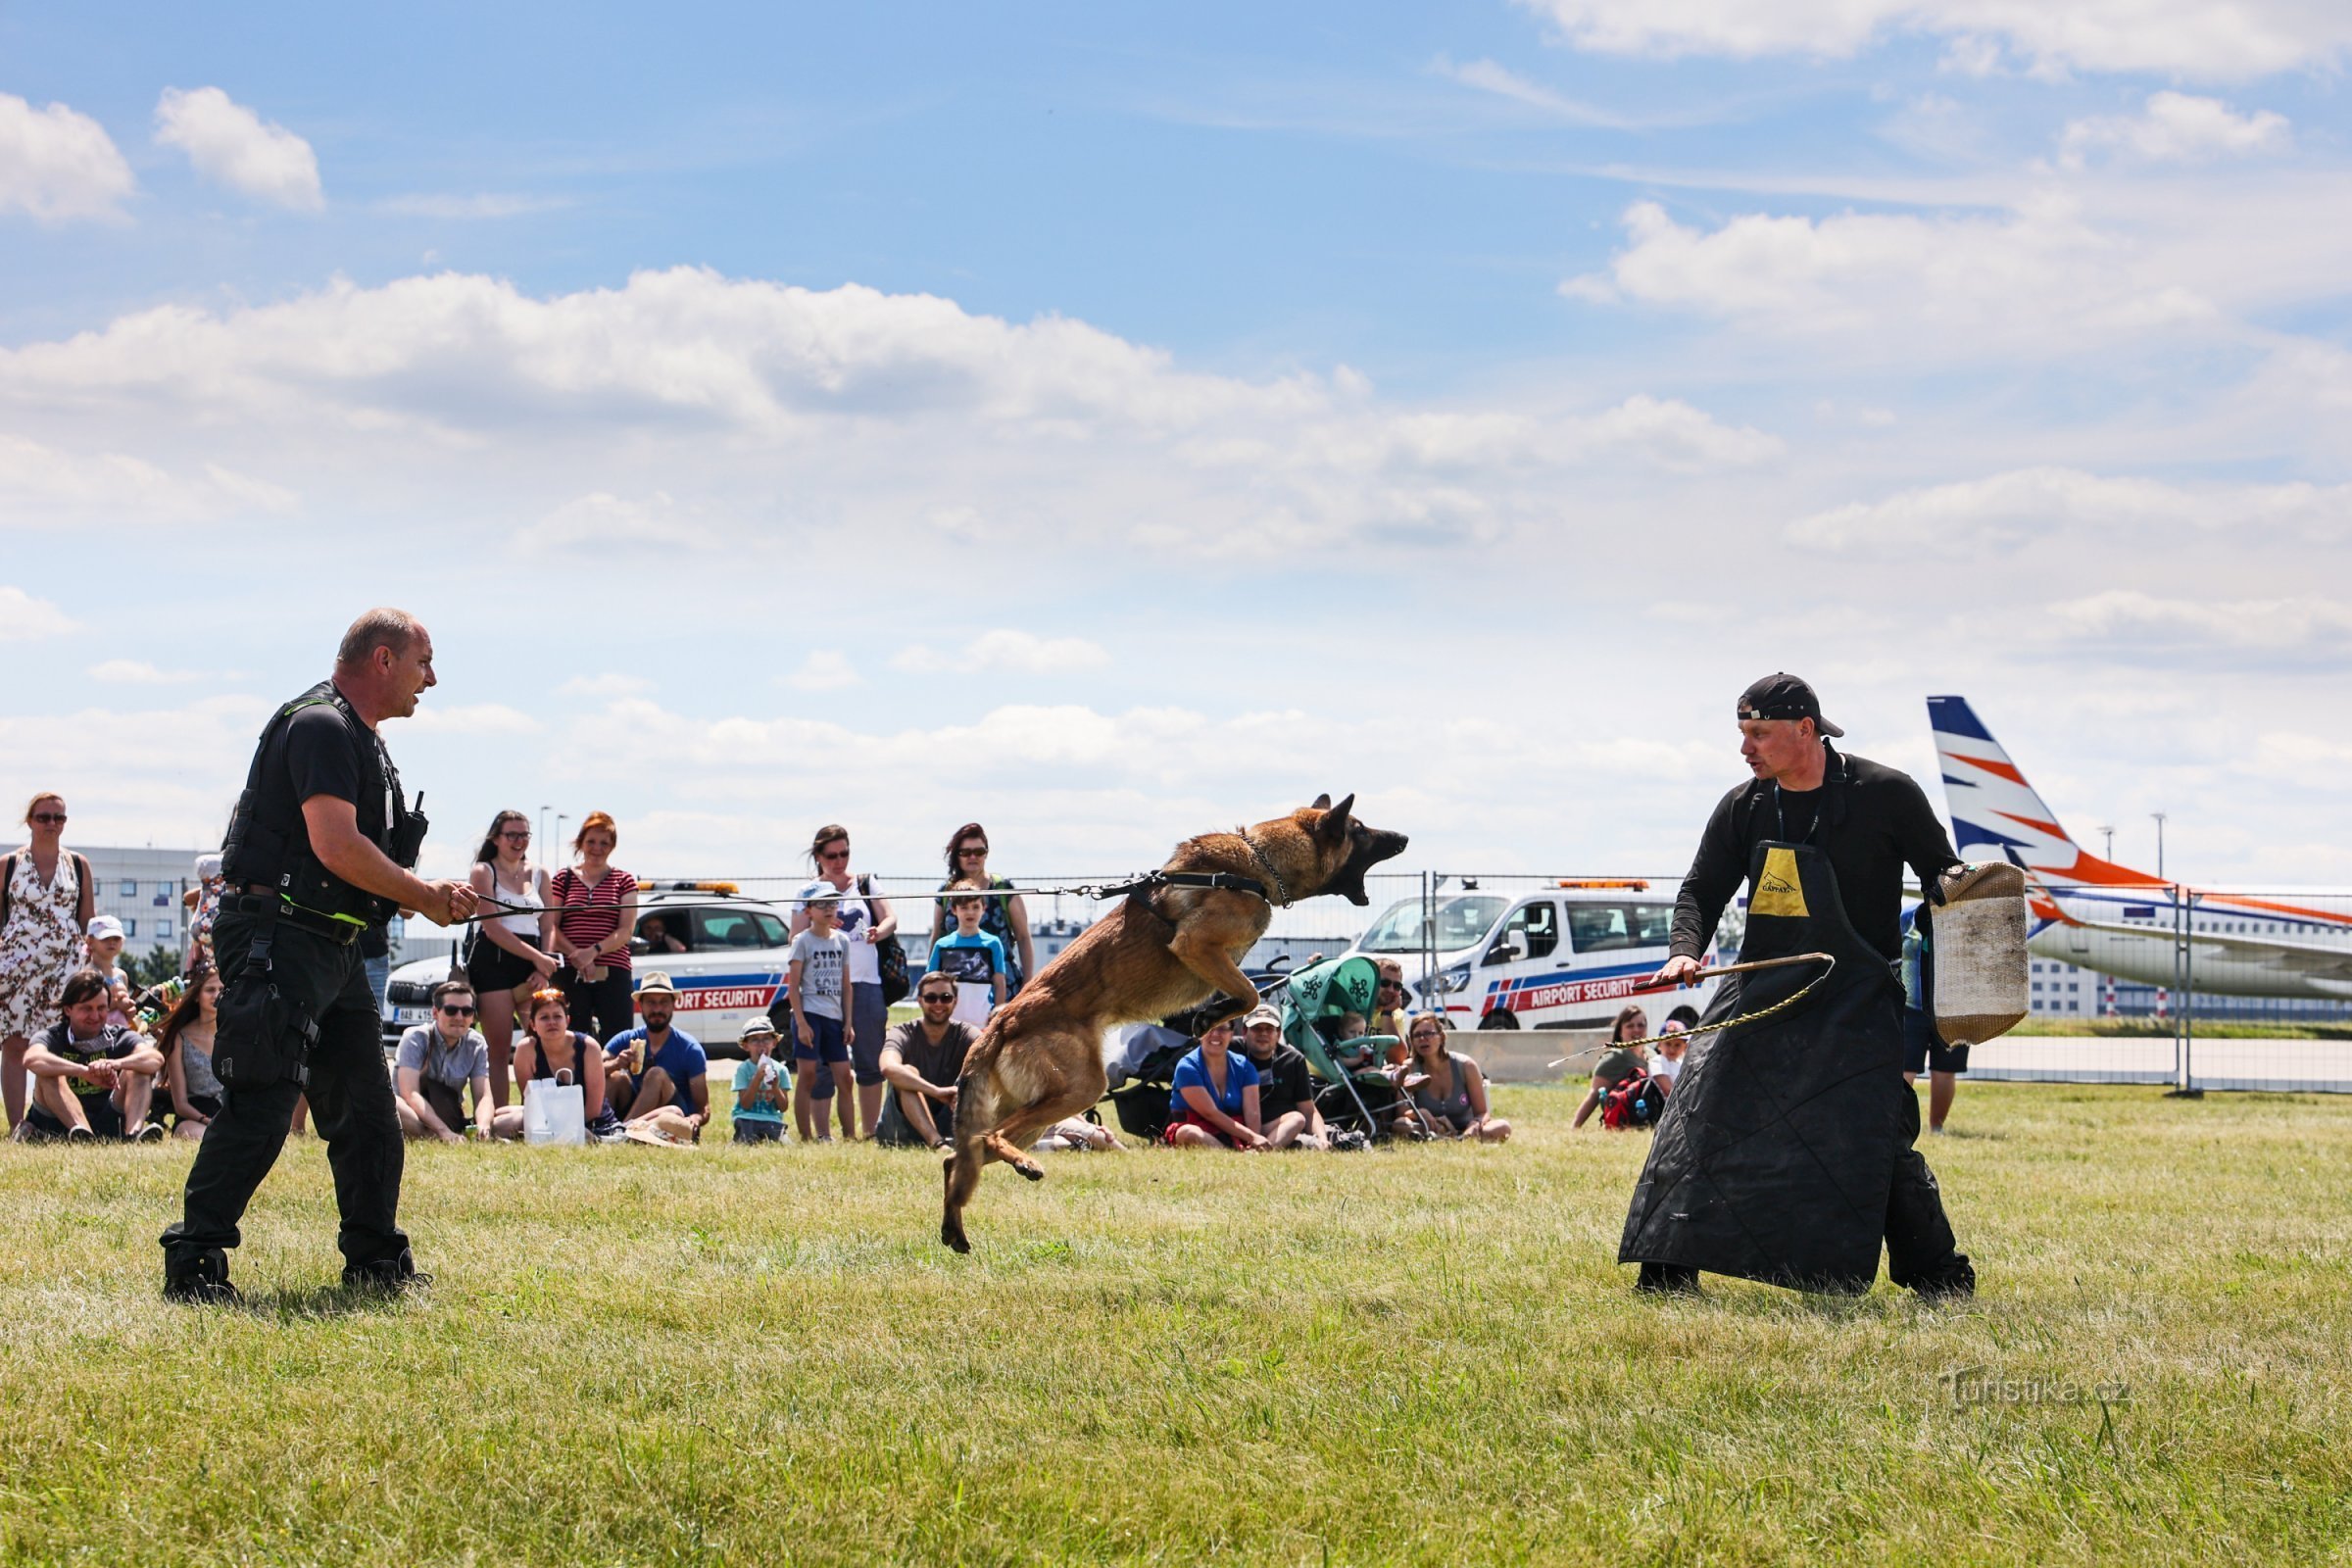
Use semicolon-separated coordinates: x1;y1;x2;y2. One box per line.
1332;828;1410;905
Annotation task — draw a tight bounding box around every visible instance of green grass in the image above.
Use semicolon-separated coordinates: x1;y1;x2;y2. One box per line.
2011;1017;2352;1040
4;1084;2349;1566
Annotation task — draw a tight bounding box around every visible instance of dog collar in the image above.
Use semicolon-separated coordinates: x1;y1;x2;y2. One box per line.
1237;830;1292;907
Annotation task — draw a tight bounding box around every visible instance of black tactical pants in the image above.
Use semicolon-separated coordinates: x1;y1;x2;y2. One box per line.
1884;1087;1971;1290
161;909;410;1274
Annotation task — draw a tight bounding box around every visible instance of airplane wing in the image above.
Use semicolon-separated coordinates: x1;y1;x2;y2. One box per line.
2046;911;2352;980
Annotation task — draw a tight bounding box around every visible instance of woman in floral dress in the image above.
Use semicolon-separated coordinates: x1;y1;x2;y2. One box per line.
1;792;96;1132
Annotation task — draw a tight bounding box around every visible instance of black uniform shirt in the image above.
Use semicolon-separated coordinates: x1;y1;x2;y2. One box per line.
251;688;392;858
1670;745;1959;964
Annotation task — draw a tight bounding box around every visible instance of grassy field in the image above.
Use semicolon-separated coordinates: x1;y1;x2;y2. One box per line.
4;1083;2348;1566
2010;1018;2352;1040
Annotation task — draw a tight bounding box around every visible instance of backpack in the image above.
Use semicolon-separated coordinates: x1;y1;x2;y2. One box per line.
859;875;910;1004
1601;1070;1669;1131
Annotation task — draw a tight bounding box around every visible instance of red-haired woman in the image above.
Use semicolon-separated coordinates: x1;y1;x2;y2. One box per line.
542;812;639;1050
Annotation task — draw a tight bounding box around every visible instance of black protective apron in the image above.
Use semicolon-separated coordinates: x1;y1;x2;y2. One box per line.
1618;839;1909;1293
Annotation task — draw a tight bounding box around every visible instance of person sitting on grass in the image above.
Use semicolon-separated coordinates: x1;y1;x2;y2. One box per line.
875;972;977;1150
731;1017;791;1144
21;967;165;1142
789;899;858;1141
1164;1017;1267;1151
1240;1003;1328;1151
394;980;524;1143
1032;1115;1125;1152
155;963;222;1140
929;884;1010;1028
1650;1019;1690;1090
513;987;618;1139
1396;1014;1509;1143
1574;1004;1653;1131
603;972;708;1141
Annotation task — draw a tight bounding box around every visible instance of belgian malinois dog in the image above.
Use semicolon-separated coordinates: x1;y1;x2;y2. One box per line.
941;794;1407;1251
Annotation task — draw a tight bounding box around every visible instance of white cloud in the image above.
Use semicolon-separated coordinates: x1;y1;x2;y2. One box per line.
0;91;134;222
2060;92;2291;169
88;660;204;684
401;702;545;736
786;652;861;691
153;86;323;211
556;673;655;699
514;491;722;553
1564;197;2222;356
892;629;1113;677
2041;589;2352;668
1788;466;2352;557
0;433;296;524
1428;54;1643;127
1514;0;2352;81
0;586;77;641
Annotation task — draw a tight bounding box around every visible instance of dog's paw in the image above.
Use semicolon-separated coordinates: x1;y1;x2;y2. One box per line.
1014;1159;1046;1183
941;1224;971;1254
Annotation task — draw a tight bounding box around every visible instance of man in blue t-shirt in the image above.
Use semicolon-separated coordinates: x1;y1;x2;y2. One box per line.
603;972;710;1139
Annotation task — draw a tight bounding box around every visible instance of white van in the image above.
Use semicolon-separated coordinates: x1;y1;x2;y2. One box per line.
381;883;796;1054
1345;880;1740;1032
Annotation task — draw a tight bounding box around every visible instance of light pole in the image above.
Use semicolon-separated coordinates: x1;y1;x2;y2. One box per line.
2096;824;2114;862
557;814;569;866
539;805;552;861
2151;811;2167;883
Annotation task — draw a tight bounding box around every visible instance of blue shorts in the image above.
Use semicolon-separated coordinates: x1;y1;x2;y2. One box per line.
794;1012;850;1070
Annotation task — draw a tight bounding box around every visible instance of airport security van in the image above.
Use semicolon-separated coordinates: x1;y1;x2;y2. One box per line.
1346;880;1739;1032
382;883;795;1053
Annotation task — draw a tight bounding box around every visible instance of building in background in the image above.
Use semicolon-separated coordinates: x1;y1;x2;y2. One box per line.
79;846;205;962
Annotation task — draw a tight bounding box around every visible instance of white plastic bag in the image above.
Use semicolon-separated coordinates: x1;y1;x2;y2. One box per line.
522;1079;587;1146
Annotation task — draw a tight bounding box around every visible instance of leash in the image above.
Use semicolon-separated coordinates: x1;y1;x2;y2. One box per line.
1544;952;1838;1069
448;868;1277;926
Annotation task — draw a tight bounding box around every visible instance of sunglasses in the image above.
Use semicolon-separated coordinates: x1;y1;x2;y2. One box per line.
31;813;67;825
919;992;957;1004
439;1004;476;1016
500;830;530;841
820;849;851;862
957;847;988;858
1378;981;1405;990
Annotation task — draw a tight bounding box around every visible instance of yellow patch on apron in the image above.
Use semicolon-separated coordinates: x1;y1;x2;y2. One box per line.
1751;846;1810;918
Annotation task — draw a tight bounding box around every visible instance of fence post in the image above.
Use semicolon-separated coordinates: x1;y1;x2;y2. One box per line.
2167;882;2202;1098
1420;871;1436;1001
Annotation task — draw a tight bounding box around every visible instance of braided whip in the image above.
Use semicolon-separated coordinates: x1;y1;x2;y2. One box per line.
1545;952;1838;1068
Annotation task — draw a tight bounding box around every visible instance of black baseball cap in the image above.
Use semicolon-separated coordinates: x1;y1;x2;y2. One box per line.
1738;672;1842;737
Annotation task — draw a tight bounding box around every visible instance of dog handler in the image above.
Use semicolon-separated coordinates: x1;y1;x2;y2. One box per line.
1619;673;1975;1299
160;610;477;1303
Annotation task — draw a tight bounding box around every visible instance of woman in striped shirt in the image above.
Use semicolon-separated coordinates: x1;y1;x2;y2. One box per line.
542;811;640;1050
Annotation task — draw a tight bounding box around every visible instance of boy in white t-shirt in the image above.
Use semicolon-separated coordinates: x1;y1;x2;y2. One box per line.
928;887;1009;1027
787;898;858;1141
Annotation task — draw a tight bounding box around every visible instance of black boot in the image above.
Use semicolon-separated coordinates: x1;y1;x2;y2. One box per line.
1636;1261;1703;1297
342;1248;432;1296
1910;1255;1976;1303
163;1248;241;1306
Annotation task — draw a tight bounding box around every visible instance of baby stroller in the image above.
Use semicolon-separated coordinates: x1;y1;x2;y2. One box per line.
1261;955;1432;1142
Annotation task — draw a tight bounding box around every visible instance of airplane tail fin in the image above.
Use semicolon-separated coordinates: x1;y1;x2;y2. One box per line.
1926;696;2150;887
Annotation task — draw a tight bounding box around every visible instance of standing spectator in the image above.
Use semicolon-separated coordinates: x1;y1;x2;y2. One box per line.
1901;918;1966;1135
1165;1018;1268;1150
156;964;224;1140
930;824;1035;994
1399;1014;1510;1142
393;980;523;1143
1650;1019;1690;1090
544;812;639;1045
1239;1003;1328;1150
788;900;858;1141
85;914;128;994
1574;1004;1653;1131
875;972;977;1150
22;968;166;1142
789;825;895;1139
730;1017;790;1144
185;852;225;971
513;987;616;1136
466;809;558;1108
1;792;95;1132
929;885;1009;1027
603;972;709;1139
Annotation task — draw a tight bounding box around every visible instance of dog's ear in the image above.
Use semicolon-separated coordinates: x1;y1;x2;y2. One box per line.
1310;793;1332;809
1317;793;1355;842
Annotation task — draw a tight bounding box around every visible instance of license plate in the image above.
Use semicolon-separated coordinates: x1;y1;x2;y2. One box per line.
395;1006;428;1023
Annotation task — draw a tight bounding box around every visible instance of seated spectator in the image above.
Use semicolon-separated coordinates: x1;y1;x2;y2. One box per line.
21;968;165;1142
1369;961;1415;1062
1165;1018;1268;1150
156;963;222;1141
394;980;524;1143
1666;1004;1700;1032
789;900;858;1141
875;973;976;1150
1240;1003;1328;1151
637;913;689;955
513;987;617;1138
1033;1116;1124;1152
604;972;709;1141
1396;1014;1510;1142
730;1016;790;1144
1650;1018;1690;1090
929;884;1009;1027
1574;1004;1653;1130
105;974;136;1030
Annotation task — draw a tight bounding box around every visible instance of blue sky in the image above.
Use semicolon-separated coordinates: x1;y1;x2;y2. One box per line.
5;1;2350;888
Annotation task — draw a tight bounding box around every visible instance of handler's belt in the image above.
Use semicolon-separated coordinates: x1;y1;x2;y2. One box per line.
233;889;364;947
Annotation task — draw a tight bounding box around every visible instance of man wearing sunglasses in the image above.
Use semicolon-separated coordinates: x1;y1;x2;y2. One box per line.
874;972;977;1150
393;981;520;1143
